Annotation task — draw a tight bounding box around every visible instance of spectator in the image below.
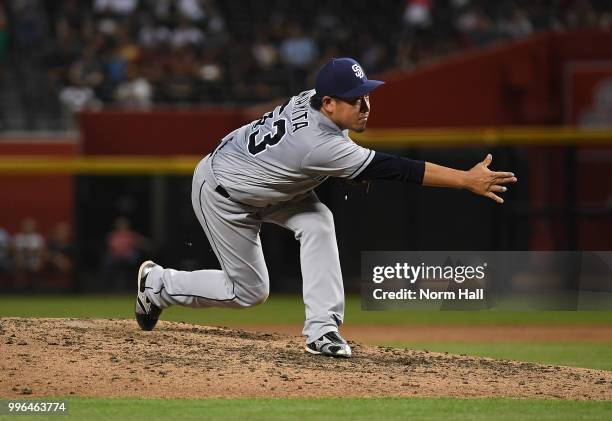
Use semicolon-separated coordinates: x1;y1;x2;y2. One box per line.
160;46;198;103
195;46;225;101
359;32;388;74
59;84;100;112
58;62;102;127
313;10;348;46
102;216;148;291
498;7;534;40
104;27;141;89
145;0;174;23
93;0;138;17
67;40;106;93
177;0;207;22
45;17;83;89
204;3;227;45
170;18;205;49
46;222;74;281
116;66;153;108
455;5;497;47
13;217;46;290
10;0;48;54
395;39;417;70
138;17;172;49
252;32;278;71
49;0;89;35
279;22;318;93
279;23;318;69
565;0;599;29
403;0;433;30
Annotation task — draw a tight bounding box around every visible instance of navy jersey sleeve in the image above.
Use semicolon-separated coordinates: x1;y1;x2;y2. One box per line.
354;151;425;184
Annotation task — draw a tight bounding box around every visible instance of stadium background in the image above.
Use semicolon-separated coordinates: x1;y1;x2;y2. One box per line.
1;0;611;292
0;1;611;418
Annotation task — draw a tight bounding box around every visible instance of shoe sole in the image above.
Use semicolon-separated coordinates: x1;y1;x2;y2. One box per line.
304;345;322;355
135;260;158;331
304;345;351;358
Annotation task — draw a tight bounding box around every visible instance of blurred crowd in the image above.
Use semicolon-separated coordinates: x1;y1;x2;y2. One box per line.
0;0;611;128
0;218;74;290
0;215;149;291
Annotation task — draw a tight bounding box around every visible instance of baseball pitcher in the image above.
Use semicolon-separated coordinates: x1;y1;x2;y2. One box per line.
135;58;517;358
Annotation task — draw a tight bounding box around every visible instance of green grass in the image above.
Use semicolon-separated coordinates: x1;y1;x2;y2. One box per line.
1;294;611;326
382;341;612;371
1;397;611;421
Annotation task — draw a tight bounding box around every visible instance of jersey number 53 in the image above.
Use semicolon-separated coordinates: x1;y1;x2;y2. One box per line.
248;112;287;156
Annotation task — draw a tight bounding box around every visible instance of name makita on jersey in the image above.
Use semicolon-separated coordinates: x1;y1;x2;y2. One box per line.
212;90;374;206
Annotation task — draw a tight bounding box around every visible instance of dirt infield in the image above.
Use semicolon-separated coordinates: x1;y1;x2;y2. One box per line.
1;318;611;400
239;324;612;343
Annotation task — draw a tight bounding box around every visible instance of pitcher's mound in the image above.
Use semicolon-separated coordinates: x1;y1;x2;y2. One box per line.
1;318;610;399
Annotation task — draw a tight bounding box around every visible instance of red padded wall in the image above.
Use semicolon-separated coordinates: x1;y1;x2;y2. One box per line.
0;141;77;236
368;30;612;128
79;108;246;156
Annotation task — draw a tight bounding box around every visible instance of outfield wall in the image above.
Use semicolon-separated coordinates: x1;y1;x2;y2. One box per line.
0;137;77;236
1;29;611;292
1;136;610;293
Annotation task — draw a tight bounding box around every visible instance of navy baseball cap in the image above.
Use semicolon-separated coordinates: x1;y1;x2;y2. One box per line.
315;58;384;98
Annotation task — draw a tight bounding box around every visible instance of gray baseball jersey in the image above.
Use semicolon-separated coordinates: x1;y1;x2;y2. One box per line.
144;89;366;343
212;89;374;206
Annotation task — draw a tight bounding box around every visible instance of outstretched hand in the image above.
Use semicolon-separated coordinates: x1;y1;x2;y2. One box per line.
465;154;517;204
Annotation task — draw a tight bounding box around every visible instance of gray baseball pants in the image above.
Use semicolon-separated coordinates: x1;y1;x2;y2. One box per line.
144;156;345;343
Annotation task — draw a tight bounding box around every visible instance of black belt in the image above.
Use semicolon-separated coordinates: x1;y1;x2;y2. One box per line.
211;181;250;207
209;135;233;200
215;185;230;198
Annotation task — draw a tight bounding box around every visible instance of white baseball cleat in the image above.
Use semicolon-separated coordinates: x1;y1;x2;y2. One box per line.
135;260;162;331
305;331;352;358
